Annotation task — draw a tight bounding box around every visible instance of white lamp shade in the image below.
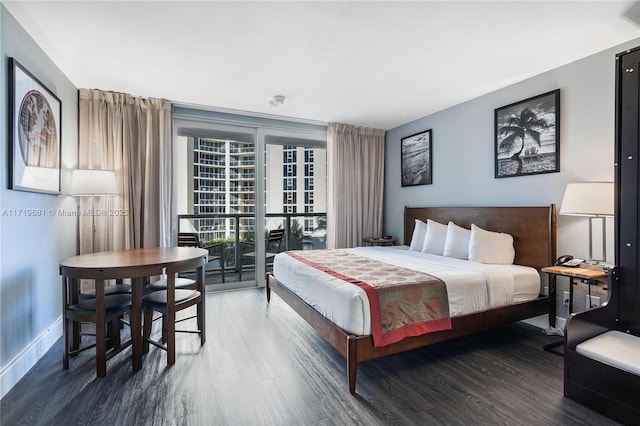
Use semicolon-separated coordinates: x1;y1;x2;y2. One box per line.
559;182;614;217
69;169;119;196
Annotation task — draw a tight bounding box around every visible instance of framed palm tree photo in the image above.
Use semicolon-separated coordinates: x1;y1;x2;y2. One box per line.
495;89;560;178
401;129;432;187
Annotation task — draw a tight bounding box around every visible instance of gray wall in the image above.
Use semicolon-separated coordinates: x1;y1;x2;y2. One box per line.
384;38;640;268
0;5;78;396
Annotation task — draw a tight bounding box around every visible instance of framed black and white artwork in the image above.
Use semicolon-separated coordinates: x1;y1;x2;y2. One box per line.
401;129;432;187
495;89;559;178
8;58;62;194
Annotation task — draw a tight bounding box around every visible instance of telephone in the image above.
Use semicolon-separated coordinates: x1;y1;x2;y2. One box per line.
555;255;585;267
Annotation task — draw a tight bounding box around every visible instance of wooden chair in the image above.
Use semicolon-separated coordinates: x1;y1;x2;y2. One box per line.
145;233;215;341
63;278;132;377
142;255;206;365
240;228;285;279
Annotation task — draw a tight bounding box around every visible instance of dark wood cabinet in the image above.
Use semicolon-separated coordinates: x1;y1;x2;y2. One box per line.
563;46;640;426
615;47;640;334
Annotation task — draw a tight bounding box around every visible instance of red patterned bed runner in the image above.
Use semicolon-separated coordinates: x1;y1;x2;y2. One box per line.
286;250;452;347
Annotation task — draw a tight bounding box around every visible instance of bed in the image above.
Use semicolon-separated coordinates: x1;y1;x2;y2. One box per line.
267;205;557;394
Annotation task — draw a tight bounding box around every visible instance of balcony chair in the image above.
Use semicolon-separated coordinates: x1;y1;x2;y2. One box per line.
142;255;206;365
239;228;285;280
178;232;225;283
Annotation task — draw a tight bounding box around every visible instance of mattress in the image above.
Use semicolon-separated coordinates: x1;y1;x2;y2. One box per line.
272;246;541;335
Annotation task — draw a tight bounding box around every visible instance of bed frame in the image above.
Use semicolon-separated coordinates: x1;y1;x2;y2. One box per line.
267;205;557;394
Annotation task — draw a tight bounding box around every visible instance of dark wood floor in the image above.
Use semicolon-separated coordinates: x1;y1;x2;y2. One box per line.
1;288;619;426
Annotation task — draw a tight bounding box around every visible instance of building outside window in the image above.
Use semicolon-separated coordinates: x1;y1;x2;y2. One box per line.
180;136;326;247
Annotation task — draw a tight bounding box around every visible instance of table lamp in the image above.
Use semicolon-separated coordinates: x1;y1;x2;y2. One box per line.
69;169;119;253
559;182;614;264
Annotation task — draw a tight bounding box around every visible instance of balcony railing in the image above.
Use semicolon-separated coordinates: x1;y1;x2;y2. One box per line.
178;212;327;284
229;186;255;192
196;145;226;154
229;147;255;154
199;172;226;179
229;171;255;177
229;160;256;167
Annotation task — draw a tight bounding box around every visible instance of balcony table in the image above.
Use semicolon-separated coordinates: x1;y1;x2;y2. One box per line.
60;247;208;374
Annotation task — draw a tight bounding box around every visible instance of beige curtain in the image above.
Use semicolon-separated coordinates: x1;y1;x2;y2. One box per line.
327;122;386;248
78;89;173;253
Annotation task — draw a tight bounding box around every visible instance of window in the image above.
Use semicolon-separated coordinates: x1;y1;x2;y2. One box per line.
305;178;314;191
305;218;314;232
305;149;314;163
284;146;297;163
284;177;296;190
305;191;314;204
283;192;296;204
176;109;326;288
283;164;297;176
305;164;314;176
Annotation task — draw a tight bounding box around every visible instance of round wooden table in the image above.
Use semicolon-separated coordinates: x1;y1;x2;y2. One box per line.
60;247;208;375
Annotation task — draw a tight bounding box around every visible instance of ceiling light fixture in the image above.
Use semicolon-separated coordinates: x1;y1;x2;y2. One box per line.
269;95;285;106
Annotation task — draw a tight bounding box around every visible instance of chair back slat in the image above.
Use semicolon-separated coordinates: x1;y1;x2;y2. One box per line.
178;232;201;248
267;229;285;252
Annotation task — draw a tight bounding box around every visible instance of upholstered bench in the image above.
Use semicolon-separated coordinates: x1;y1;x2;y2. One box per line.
576;330;640;375
566;327;640;425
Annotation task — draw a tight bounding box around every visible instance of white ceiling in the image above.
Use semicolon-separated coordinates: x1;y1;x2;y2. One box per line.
3;1;639;130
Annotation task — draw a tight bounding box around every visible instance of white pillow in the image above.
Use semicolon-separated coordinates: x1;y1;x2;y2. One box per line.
422;219;448;255
468;224;515;265
443;222;471;259
408;219;427;251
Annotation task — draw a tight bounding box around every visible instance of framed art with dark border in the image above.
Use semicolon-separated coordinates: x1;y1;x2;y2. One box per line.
495;89;559;178
8;58;62;194
401;129;432;187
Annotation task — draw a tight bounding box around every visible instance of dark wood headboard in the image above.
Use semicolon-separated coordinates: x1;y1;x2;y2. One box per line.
404;205;557;270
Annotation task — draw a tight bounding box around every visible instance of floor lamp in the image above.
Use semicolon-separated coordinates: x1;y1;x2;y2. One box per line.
69;169;119;253
559;182;614;264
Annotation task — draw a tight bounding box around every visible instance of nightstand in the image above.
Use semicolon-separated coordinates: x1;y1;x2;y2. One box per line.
541;266;608;318
542;266;608;327
362;237;395;247
541;266;608;356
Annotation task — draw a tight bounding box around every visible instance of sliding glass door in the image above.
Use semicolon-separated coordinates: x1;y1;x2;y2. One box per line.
174;111;326;290
264;129;327;261
175;122;258;290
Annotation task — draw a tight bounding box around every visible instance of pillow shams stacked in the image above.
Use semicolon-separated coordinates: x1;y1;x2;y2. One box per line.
412;218;515;265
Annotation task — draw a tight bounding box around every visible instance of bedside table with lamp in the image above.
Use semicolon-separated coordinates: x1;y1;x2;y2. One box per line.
542;182;614;355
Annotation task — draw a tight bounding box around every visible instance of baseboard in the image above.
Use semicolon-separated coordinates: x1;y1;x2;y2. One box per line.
0;316;62;399
522;314;549;329
556;316;567;330
521;315;566;335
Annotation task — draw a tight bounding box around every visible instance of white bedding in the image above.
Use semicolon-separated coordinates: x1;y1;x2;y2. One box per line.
272;246;541;335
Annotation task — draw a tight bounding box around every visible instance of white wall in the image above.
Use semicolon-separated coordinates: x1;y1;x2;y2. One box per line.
0;6;78;397
384;39;640;267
